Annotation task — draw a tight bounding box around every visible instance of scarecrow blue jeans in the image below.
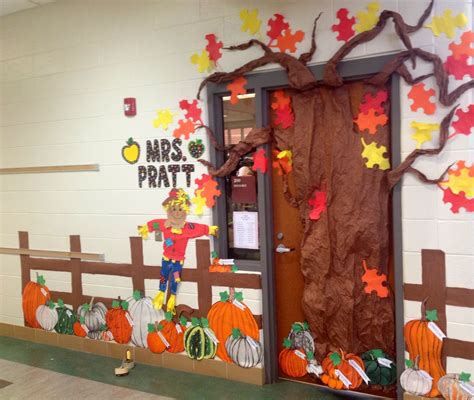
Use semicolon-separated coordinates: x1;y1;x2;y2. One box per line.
159;257;183;294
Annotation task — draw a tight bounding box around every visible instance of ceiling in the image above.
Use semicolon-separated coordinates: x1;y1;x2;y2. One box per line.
0;0;55;17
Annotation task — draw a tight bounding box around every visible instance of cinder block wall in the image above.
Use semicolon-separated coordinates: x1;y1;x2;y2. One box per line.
0;0;472;373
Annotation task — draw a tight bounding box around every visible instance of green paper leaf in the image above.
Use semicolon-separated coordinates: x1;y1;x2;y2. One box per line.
179;316;187;327
191;317;200;327
112;300;120;309
196;139;202;145
405;359;414;368
153;222;159;230
232;328;241;339
48;301;55;309
100;324;107;332
201;318;209;328
303;321;309;330
133;290;141;301
82;303;90;312
426;309;438;322
371;349;385;358
219;291;229;302
307;351;314;360
292;323;302;333
329;352;341;366
234;292;243;302
121;301;129;311
157;323;164;331
147;323;155;333
283;338;292;349
231;264;238;273
211;251;218;259
460;372;471;382
57;298;64;307
37;275;46;285
80;316;85;324
165;312;173;322
127;137;134;146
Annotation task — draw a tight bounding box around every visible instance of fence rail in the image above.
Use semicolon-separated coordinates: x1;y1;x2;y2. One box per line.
16;231;263;327
404;249;474;365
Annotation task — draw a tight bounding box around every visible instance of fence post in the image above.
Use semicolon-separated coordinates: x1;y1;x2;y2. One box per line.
70;235;82;310
196;239;212;317
130;237;145;294
19;231;30;325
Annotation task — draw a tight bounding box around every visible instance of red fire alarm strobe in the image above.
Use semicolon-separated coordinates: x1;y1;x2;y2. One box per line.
124;98;136;116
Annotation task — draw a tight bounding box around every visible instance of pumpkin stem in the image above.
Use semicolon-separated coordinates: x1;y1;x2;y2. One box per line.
155;321;159;332
229;287;235;301
421;297;429;321
89;296;95;308
413;355;420;370
339;348;345;360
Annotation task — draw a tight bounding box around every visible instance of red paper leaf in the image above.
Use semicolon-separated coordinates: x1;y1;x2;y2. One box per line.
408;83;436;115
275;29;304;53
252;148;268;173
354;109;388;134
173;119;195;140
308;190;327;221
361;260;389;298
179;99;202;123
448;30;474;60
227;76;247;104
272;150;292;175
444;54;474;80
359;90;388;114
451;104;474;138
442;187;474;213
205;33;224;63
195;173;212;190
267;13;289;43
271;90;291;110
274;106;294;129
332;8;356;42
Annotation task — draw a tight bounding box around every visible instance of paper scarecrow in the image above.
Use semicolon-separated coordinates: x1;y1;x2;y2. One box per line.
138;188;218;313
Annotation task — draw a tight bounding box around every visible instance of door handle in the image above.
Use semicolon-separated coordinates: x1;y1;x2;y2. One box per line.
275;244;295;253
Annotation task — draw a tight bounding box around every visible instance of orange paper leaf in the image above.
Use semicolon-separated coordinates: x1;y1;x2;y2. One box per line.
354;109;388;134
408;83;436;115
448;30;474;60
361;260;389;298
173;119;195;140
275;29;304;53
227;76;247;104
271;90;291;110
200;178;221;208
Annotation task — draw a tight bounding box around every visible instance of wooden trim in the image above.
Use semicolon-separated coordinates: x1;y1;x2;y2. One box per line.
70;235;83;310
0;247;104;261
0;164;100;174
404;284;474;308
444;338;474;360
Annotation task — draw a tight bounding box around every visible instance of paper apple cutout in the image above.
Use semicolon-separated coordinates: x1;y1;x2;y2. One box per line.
122;137;140;164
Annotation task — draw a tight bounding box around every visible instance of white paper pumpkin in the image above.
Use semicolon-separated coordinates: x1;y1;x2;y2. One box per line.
287;321;315;354
126;291;164;348
438;373;474;400
225;328;262;368
77;297;107;332
401;357;432;396
36;302;58;331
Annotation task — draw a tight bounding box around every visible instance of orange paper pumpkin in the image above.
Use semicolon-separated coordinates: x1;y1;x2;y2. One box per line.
22;274;51;328
105;299;133;344
147;322;168;354
158;312;186;353
207;289;259;362
321;349;365;390
279;339;308;378
73;316;88;337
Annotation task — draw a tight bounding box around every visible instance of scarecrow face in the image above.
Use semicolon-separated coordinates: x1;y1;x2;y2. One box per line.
167;204;187;224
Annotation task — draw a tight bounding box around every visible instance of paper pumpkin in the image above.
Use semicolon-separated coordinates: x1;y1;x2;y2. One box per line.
321;350;366;390
106;300;133;344
361;349;397;385
275;29;305;53
184;318;217;360
401;357;432;396
227;76;247;104
240;9;261;35
404;299;445;397
35;301;57;331
226;328;262;369
332;8;356;42
425;9;468;39
147;322;168;353
267;14;289;44
121;137;140;164
88;324;113;341
408;83;436;115
207;290;259;363
22;273;51;328
360;138;390;170
355;2;380;33
73;317;88;337
361;260;389;298
279;338;308;378
287;322;315;354
438;373;474;400
77;297;107;332
157;312;186;353
55;299;76;335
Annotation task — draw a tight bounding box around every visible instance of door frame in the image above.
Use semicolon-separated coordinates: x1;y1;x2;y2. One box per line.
206;54;404;394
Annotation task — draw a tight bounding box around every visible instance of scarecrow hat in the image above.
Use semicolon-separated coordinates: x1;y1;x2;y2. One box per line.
162;188;191;209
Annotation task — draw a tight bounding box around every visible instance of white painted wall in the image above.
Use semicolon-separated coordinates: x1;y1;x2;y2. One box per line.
0;0;472;373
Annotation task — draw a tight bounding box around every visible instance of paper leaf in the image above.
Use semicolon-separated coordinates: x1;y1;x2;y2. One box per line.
190;50;213;73
195;173;212;189
153;109;175;130
371;349;385;358
292;323;302;333
234;292;244;302
275;29;305;53
240;9;261;35
100;324;107;332
252;148;268;173
426;309;438;322
303;321;309;330
112;300;120;309
211;250;218;259
442;187;474;213
329;352;342;366
361;138;390;170
232;328;241;339
173;119;195;140
405;359;414;368
355;2;380;33
165;312;173;322
205;33;223;63
37;275;46;285
283;338;292;349
439;160;474;198
308;190;327;221
359;90;388;114
157;323;164;332
48;301;55;309
133;290;141;300
444;54;474;80
354;109;388;134
271;90;291;111
267;13;289;43
273;107;295;128
307;351;315;360
227;76;247;105
425;9;468;39
408;83;436;115
449;30;474;60
191;317;200;327
460;372;471;382
121;301;129;311
179;316;187;327
147;323;155;333
191;189;207;216
179;99;202;123
201;318;209;328
219;291;229;302
451;104;474;138
82;303;90;312
362;260;389;298
199;178;221;208
80;316;85;324
272;149;293;175
332;8;356;42
231;264;238;273
410;121;440;148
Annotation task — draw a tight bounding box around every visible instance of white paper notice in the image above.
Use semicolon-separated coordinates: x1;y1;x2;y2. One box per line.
233;211;259;250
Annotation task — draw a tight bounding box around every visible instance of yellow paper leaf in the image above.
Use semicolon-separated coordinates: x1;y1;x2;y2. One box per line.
190;50;213;73
153;109;174;130
355;2;380;33
361;138;390;170
410;121;440;149
277;150;293;165
425;9;468;39
439;161;474;198
240;8;261;35
191;189;207;216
